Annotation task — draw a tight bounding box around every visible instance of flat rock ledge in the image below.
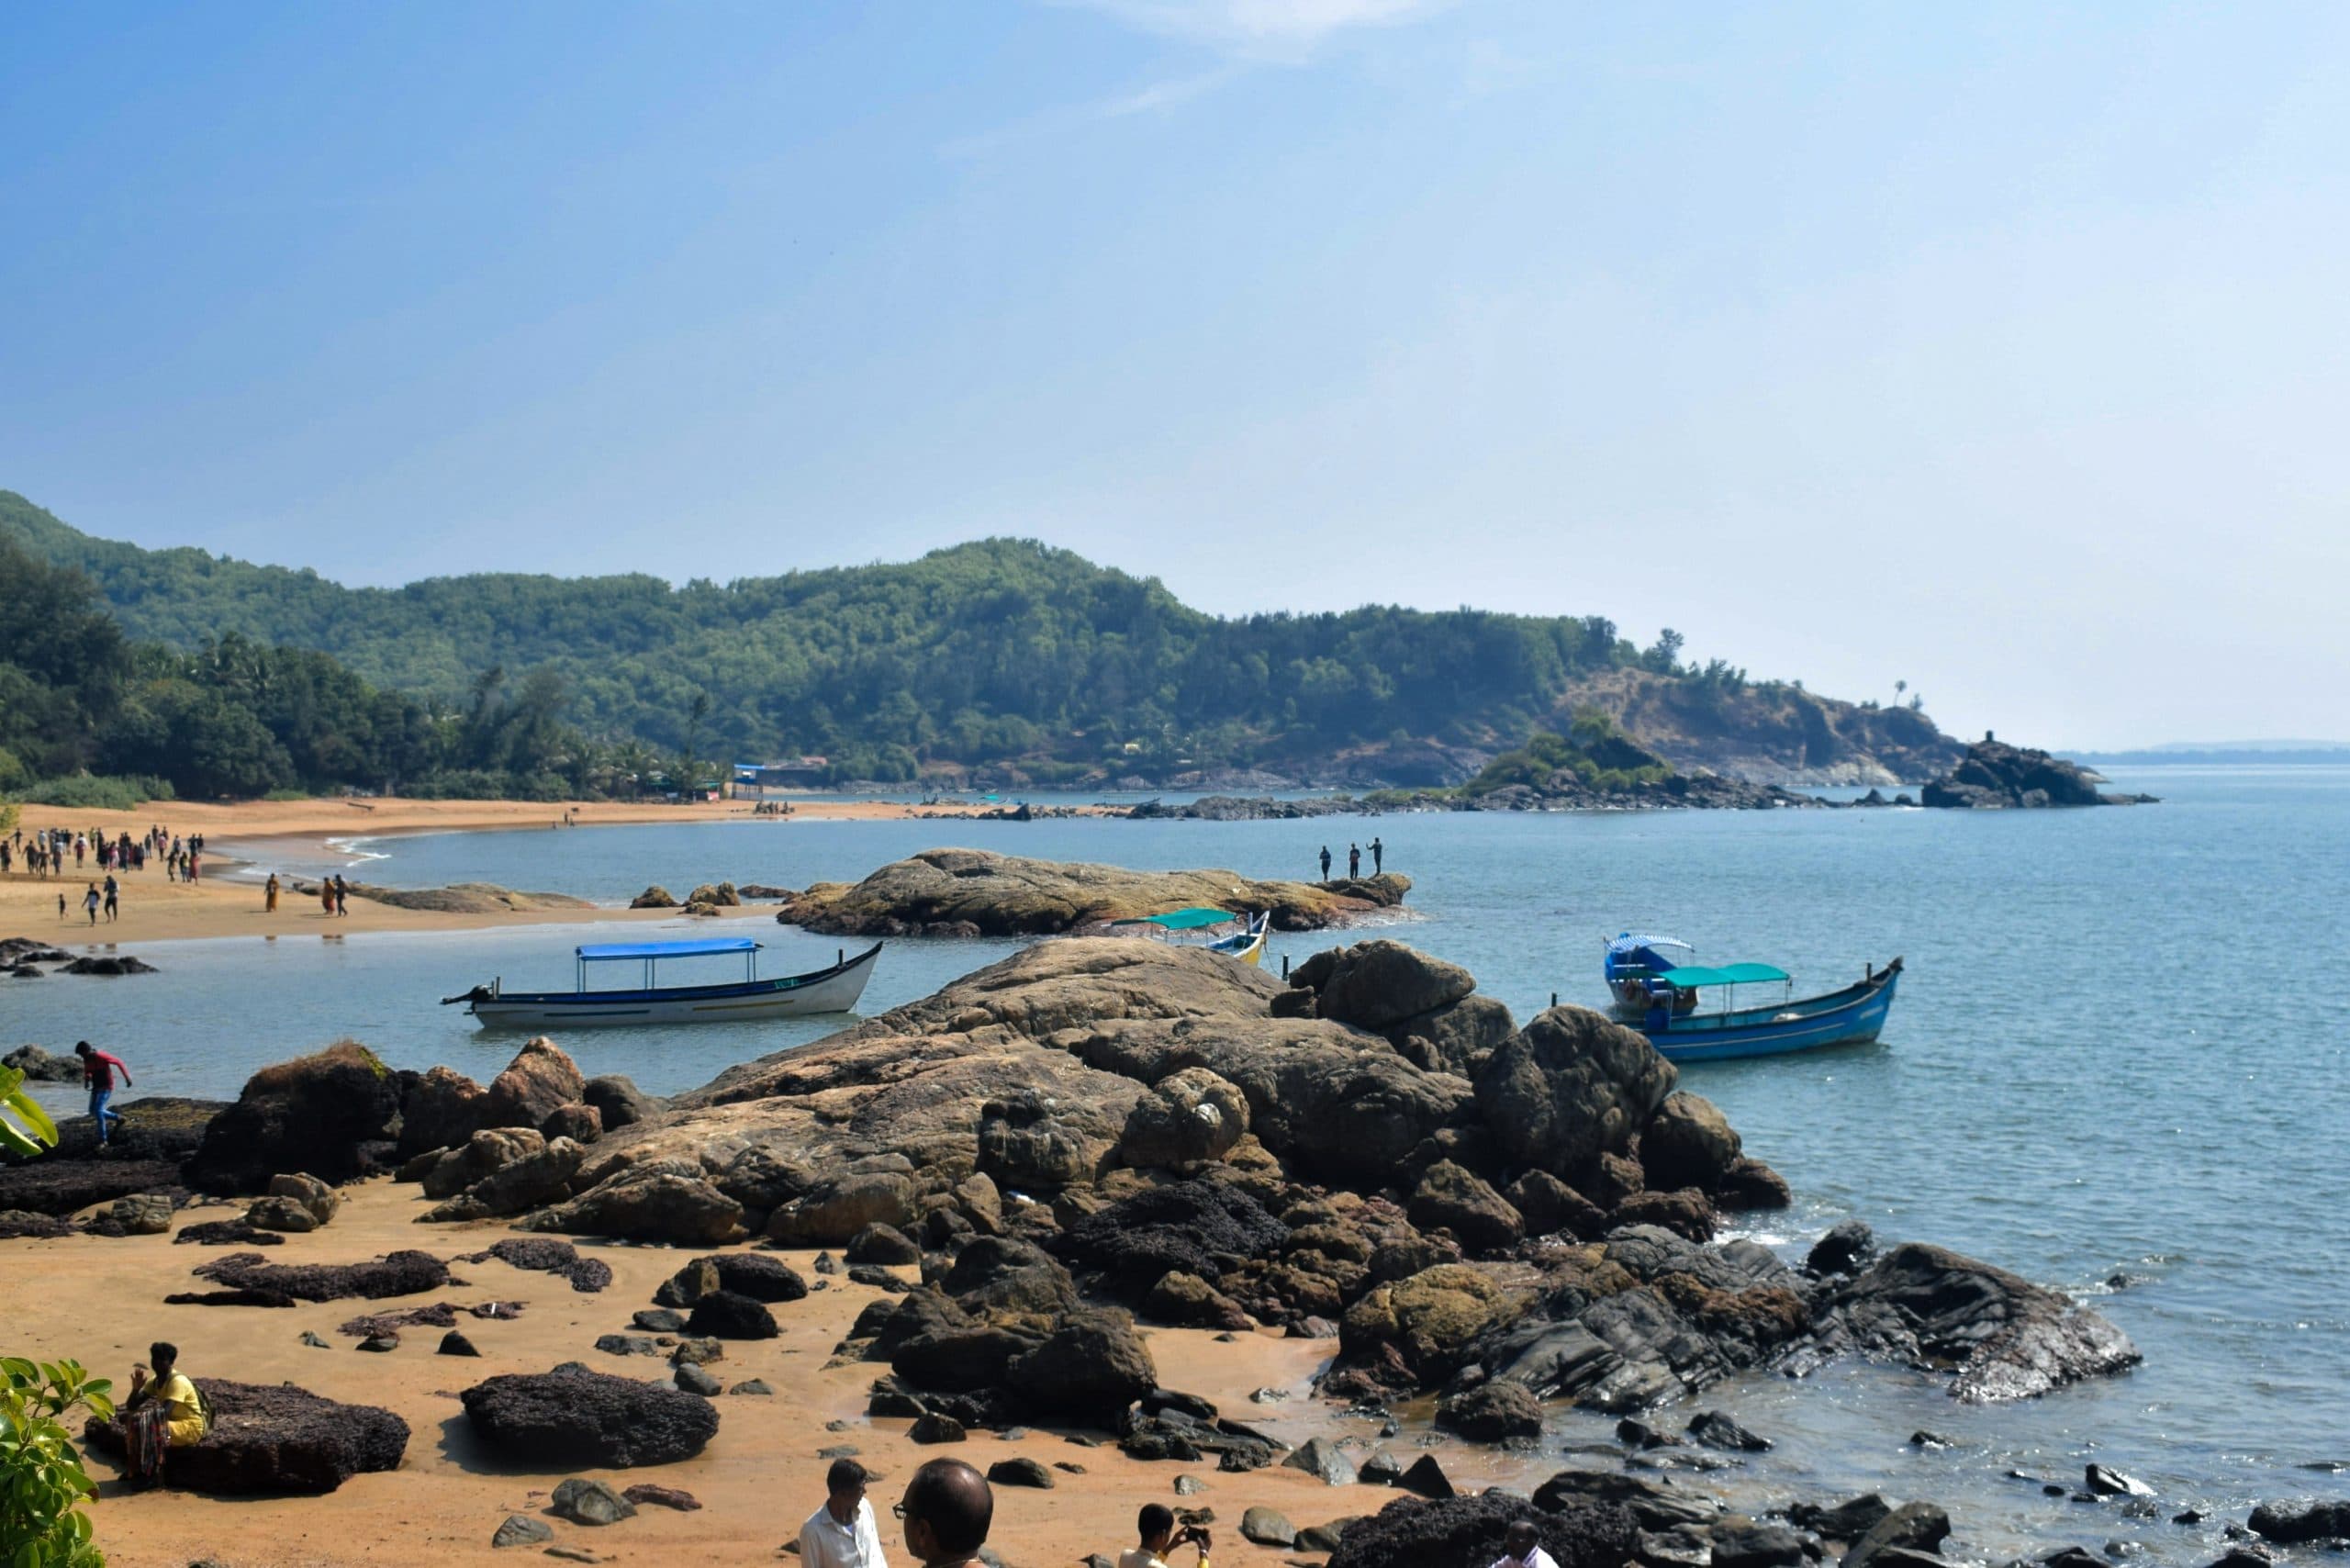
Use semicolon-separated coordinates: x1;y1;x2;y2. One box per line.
83;1379;408;1495
774;846;1409;935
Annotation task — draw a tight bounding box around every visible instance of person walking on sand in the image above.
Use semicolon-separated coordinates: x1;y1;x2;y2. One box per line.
333;873;350;916
1317;846;1332;882
265;873;280;913
1371;835;1383;874
800;1457;887;1568
83;882;101;924
103;873;118;922
320;879;337;917
1348;843;1360;879
895;1458;992;1568
74;1041;133;1145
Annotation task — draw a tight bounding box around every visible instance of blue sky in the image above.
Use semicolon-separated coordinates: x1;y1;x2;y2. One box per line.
5;2;2345;746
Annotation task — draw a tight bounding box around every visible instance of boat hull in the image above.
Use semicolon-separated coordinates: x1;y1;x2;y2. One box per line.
468;943;881;1029
1639;965;1900;1063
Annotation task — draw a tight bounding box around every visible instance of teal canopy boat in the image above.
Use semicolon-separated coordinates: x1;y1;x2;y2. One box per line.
1603;933;1900;1063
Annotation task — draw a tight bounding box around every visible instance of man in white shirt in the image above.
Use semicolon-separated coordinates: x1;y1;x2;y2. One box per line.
1492;1520;1559;1568
801;1458;888;1568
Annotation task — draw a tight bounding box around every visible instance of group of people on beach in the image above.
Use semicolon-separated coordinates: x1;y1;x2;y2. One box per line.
4;824;209;924
260;871;350;916
1315;835;1384;883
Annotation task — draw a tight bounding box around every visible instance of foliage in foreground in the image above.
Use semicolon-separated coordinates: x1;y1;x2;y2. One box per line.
0;1358;112;1568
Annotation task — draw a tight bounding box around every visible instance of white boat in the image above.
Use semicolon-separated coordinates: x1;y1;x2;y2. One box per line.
442;936;881;1029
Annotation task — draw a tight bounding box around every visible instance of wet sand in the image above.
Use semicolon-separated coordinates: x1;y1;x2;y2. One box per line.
0;795;1107;945
5;1180;1404;1567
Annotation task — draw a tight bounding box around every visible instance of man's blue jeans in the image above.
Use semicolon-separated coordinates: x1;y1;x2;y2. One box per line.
89;1087;121;1142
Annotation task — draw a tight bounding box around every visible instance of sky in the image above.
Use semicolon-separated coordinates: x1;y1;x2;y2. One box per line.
5;2;2346;748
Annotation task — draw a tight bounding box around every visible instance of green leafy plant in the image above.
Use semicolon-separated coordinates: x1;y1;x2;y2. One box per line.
0;1067;58;1160
0;1359;114;1566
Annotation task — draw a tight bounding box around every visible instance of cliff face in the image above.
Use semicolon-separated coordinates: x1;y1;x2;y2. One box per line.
1550;669;1966;786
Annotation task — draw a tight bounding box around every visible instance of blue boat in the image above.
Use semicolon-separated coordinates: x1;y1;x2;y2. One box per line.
1603;932;1901;1063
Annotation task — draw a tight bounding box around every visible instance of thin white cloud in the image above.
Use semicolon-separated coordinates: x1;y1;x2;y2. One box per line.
941;62;1247;159
1057;0;1449;54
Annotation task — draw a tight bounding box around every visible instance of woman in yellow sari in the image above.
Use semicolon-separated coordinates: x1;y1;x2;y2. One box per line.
125;1338;207;1475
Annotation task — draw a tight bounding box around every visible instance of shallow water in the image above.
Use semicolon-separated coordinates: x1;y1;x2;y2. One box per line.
9;766;2345;1558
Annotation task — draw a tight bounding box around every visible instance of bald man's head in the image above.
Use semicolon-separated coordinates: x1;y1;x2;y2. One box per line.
901;1457;992;1562
1505;1520;1541;1558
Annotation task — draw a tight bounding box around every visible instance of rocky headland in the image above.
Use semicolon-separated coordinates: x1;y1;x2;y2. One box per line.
1920;739;2159;809
770;847;1411;935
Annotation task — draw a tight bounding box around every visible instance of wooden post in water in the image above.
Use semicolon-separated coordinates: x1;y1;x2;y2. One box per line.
1281;954;1290;980
1550;991;1558;1008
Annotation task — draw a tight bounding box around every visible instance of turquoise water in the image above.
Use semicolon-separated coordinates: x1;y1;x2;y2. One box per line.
9;767;2345;1559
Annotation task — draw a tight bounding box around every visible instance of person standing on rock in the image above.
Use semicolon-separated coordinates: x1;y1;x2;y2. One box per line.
1491;1520;1558;1568
1120;1504;1212;1568
895;1458;991;1568
1371;835;1383;874
801;1457;888;1568
1317;846;1332;882
74;1040;133;1146
1347;843;1360;879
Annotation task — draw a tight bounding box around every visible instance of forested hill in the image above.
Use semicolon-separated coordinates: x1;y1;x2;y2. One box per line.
1;490;1962;786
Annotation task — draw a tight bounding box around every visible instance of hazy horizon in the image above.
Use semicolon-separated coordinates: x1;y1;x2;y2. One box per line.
7;3;2346;748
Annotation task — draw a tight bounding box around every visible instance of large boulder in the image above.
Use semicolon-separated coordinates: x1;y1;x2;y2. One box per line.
1474;1007;1676;1178
185;1042;403;1193
420;1127;548;1201
1005;1308;1156;1422
1339;1264;1537;1383
396;1066;492;1159
484;1038;587;1129
1641;1093;1742;1192
1386;995;1516;1079
1408;1160;1524;1254
84;1379;408;1495
1;1044;78;1081
1118;1068;1250;1169
460;1361;719;1467
766;1170;917;1245
1055;1179;1287;1301
582;1074;661;1130
2249;1501;2350;1545
439;1137;586;1220
1298;940;1476;1030
1327;1492;1639;1568
1814;1242;2141;1400
521;1168;744;1245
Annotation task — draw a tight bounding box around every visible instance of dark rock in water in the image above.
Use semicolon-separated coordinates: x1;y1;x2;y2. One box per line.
1921;738;2155;809
194;1249;449;1302
1716;1157;1794;1211
1910;1430;1955;1450
1325;1491;1639;1568
1642;1093;1743;1192
2201;1550;2277;1568
2087;1464;2154;1498
461;1361;719;1467
1438;1380;1545;1440
83;1378;407;1494
1713;1520;1808;1568
1842;1501;1952;1568
186;1042;403;1192
1284;1436;1360;1486
1473;1004;1676;1176
551;1476;636;1526
1617;1417;1679;1450
61;953;158;976
2042;1550;2113;1568
2248;1500;2350;1544
622;1483;701;1511
1813;1241;2140;1401
2;1043;79;1081
173;1217;285;1248
491;1513;553;1547
845;1222;921;1266
1395;1453;1453;1499
686;1290;778;1339
1788;1495;1892;1541
439;1330;481;1357
1535;1471;1716;1532
1241;1506;1298;1547
910;1412;967;1444
1686;1410;1771;1452
1613;1187;1718;1243
988;1457;1055;1489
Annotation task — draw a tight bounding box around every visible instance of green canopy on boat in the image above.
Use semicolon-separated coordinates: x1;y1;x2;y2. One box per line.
1659;961;1790;988
1112;906;1237;930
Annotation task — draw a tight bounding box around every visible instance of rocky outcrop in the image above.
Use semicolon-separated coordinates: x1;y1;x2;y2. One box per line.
1805;1242;2142;1400
341;881;594;913
1476;1005;1677;1177
185;1042;403;1193
459;1361;719;1467
192;1249;449;1303
774;847;1409;935
1921;738;2156;808
84;1379;408;1495
2;1044;78;1081
484;1038;587;1129
1326;1491;1639;1568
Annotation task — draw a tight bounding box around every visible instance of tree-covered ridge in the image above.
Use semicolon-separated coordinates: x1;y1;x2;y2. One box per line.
1;490;1961;786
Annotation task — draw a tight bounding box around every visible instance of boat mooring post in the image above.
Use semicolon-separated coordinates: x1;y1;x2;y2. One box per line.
1550;991;1558;1008
1281;954;1290;980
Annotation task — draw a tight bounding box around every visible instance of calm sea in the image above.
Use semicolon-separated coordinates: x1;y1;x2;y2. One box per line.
10;767;2345;1560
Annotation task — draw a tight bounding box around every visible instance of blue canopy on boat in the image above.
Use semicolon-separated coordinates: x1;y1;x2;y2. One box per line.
1656;961;1790;988
576;938;761;961
1112;907;1237;931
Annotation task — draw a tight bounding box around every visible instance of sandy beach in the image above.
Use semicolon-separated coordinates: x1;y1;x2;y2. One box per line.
8;1179;1378;1568
0;795;1104;945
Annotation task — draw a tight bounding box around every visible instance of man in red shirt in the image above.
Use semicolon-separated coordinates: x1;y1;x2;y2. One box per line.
73;1041;133;1146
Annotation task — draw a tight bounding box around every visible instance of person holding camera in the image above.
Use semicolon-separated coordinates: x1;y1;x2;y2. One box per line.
1120;1504;1211;1568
